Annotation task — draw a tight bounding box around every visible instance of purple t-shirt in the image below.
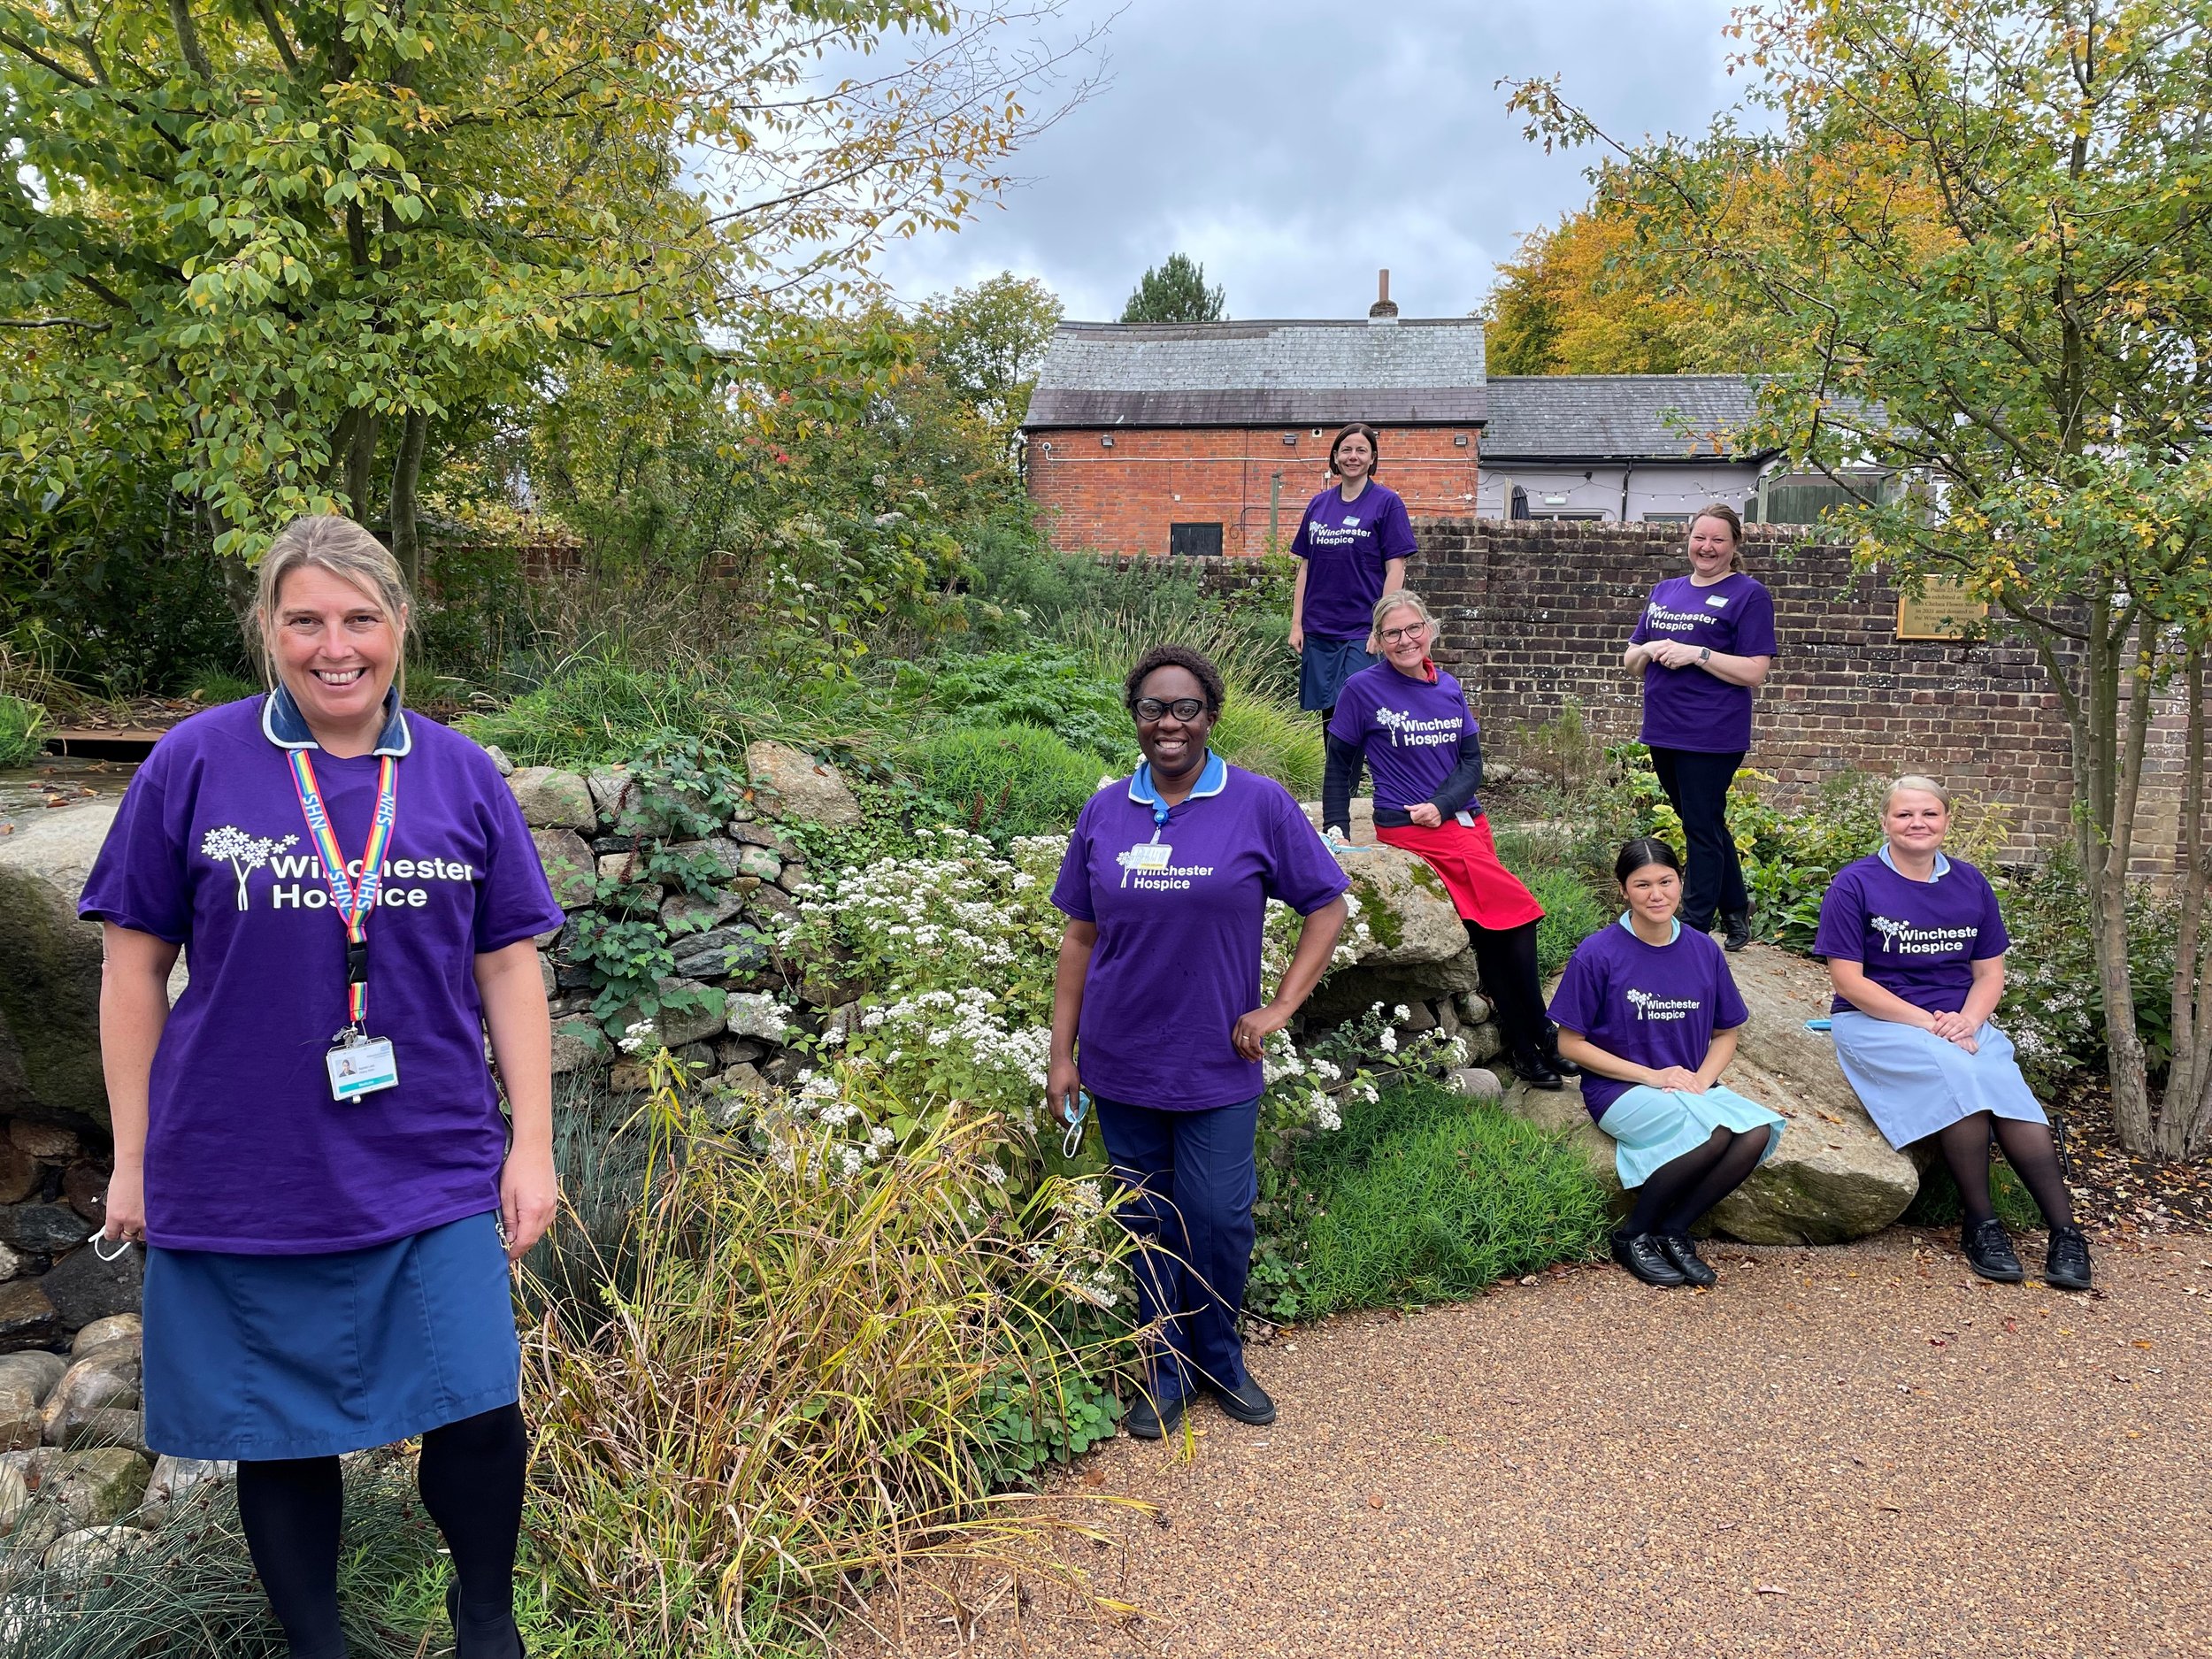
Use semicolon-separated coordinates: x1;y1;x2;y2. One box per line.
1628;572;1778;754
1812;851;2008;1017
1327;664;1482;818
1289;480;1417;640
1548;920;1751;1123
78;694;565;1254
1051;759;1349;1110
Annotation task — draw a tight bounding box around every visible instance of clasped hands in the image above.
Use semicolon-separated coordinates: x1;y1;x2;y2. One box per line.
1926;1010;1981;1052
1644;640;1708;671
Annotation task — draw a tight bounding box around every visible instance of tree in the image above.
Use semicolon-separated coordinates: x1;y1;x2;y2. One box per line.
0;1;1088;582
919;273;1063;456
1120;252;1225;323
1507;0;2212;1156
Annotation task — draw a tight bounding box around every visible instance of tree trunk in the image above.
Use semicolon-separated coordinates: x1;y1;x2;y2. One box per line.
388;410;428;591
345;412;381;521
2161;644;2212;1159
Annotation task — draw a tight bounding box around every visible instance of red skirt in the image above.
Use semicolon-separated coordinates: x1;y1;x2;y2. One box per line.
1376;816;1546;931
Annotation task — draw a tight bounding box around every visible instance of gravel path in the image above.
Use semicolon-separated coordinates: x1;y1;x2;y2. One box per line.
852;1228;2211;1658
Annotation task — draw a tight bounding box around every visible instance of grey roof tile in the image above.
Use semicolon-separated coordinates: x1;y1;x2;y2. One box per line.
1480;375;1778;462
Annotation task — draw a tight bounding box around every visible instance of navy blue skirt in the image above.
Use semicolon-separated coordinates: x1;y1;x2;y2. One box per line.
1299;635;1379;711
142;1211;520;1461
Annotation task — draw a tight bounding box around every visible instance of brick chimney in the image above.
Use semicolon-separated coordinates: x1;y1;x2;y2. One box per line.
1368;268;1399;324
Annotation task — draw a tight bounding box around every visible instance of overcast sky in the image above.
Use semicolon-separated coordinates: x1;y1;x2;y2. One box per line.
865;0;1745;322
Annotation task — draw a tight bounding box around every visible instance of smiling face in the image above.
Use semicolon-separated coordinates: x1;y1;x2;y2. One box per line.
1132;664;1215;781
264;564;405;746
1686;513;1739;580
1621;861;1683;927
1376;603;1432;674
1332;431;1374;485
1882;788;1950;857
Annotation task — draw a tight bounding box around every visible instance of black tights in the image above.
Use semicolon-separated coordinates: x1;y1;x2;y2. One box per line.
1926;1110;2074;1229
236;1403;527;1659
1624;1124;1774;1238
1466;919;1554;1064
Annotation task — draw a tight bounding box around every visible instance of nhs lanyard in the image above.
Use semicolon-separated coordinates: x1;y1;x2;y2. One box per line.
285;749;398;1033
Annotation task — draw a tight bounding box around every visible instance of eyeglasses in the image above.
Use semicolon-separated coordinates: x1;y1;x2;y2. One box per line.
1133;697;1207;722
1380;625;1426;643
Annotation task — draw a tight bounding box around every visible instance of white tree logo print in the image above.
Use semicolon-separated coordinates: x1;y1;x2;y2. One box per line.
201;826;299;910
1870;916;1912;953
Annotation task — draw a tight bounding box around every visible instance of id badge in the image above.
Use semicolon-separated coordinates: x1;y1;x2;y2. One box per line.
1126;841;1171;871
326;1037;399;1101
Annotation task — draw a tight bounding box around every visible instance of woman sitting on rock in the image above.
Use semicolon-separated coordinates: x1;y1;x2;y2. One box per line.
1814;776;2091;1291
1320;590;1576;1087
1549;838;1786;1287
1048;646;1349;1439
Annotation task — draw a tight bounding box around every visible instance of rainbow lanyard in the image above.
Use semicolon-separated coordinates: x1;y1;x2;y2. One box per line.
286;749;399;1033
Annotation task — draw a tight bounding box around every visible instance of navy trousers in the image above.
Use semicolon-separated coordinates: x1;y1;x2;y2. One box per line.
1094;1093;1260;1400
1648;746;1748;933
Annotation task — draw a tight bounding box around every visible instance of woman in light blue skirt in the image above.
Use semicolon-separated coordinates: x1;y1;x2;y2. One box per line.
1549;839;1785;1288
1812;775;2090;1291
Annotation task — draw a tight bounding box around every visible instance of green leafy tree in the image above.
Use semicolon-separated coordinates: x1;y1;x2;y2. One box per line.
1507;0;2212;1155
1119;251;1225;323
918;272;1062;456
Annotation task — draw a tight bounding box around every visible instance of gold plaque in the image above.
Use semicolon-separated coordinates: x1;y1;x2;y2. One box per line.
1896;575;1986;641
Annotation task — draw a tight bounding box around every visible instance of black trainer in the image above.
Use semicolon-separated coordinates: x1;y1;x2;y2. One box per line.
1124;1386;1188;1440
2043;1225;2093;1292
1515;1050;1564;1091
1658;1233;1718;1287
1722;910;1753;952
1612;1231;1686;1287
1961;1217;2025;1283
1210;1376;1278;1425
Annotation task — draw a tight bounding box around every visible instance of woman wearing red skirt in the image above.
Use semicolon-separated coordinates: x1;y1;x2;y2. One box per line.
1320;591;1577;1089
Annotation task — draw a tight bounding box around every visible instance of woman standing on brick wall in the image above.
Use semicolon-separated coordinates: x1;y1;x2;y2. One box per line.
1319;592;1578;1089
1621;504;1776;949
1287;423;1416;723
80;516;563;1659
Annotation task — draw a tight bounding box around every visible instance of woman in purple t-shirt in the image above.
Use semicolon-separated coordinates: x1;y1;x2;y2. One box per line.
1814;776;2091;1291
1287;423;1417;722
1048;645;1349;1440
1621;504;1777;949
81;518;564;1659
1549;839;1786;1287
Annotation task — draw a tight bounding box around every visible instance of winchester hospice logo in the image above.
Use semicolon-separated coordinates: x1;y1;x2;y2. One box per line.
199;824;477;911
1625;988;1700;1021
200;826;300;910
1869;915;1978;956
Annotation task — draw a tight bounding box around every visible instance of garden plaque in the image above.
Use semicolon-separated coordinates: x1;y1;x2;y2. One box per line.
1895;575;1986;641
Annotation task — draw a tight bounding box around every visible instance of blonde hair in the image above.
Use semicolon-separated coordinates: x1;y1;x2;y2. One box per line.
1371;589;1439;641
254;516;411;697
1884;773;1952;813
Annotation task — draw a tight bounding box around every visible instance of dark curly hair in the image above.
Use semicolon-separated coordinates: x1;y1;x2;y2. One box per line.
1125;644;1226;716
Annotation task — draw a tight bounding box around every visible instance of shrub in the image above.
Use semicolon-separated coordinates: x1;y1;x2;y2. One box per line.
1999;848;2178;1084
1210;695;1323;799
892;650;1133;761
0;693;45;767
1528;864;1608;977
910;722;1105;838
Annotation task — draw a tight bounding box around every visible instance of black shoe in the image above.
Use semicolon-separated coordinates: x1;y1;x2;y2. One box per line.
1210;1376;1278;1425
1541;1033;1581;1077
1657;1233;1718;1287
1961;1217;2025;1283
449;1584;526;1659
1124;1386;1188;1440
1612;1231;1686;1287
2043;1225;2093;1292
1515;1051;1564;1090
1722;910;1753;952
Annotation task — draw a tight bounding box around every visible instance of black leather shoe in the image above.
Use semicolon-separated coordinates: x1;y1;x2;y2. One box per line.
1961;1217;2025;1283
1658;1233;1718;1287
1124;1386;1188;1440
449;1584;526;1659
1612;1231;1686;1287
1210;1376;1278;1425
2044;1225;2093;1292
1722;910;1753;952
1515;1051;1564;1090
1541;1033;1581;1077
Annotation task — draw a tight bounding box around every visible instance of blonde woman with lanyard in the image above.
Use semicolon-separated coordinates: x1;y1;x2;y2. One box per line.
81;516;563;1658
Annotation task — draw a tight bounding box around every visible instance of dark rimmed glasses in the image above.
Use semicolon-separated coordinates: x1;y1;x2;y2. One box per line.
1133;696;1207;722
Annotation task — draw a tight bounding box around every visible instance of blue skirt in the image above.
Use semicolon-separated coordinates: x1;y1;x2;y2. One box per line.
1830;1010;2047;1148
1595;1084;1786;1190
142;1211;520;1461
1299;635;1379;711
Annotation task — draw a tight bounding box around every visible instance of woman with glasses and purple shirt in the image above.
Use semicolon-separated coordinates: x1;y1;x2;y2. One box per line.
1048;645;1349;1440
1288;423;1417;724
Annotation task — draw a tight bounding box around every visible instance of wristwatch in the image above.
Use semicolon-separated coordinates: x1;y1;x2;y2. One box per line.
1699;647;1712;664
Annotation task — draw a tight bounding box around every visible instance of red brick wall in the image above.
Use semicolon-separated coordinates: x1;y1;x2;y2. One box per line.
1027;426;1480;558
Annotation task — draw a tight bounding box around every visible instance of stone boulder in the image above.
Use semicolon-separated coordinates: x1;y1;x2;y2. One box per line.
37;1240;142;1332
36;1448;151;1528
140;1454;233;1526
587;765;677;837
529;827;596;910
745;742;862;829
0;1281;59;1353
1502;945;1920;1246
505;768;595;832
41;1340;140;1448
0;1352;66;1451
0;797;119;1131
608;981;726;1049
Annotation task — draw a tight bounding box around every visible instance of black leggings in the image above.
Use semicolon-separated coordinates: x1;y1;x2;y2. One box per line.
1648;746;1747;932
236;1403;527;1659
1465;918;1555;1065
1924;1110;2075;1230
1624;1124;1774;1237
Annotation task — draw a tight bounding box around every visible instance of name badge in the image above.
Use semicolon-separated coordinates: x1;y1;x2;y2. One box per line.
326;1037;400;1101
1126;842;1172;871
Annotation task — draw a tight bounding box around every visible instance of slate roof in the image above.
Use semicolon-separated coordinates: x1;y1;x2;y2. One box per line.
1024;319;1487;428
1479;375;1778;464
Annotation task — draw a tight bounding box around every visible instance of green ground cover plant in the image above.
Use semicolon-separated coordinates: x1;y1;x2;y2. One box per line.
0;693;44;767
911;723;1110;840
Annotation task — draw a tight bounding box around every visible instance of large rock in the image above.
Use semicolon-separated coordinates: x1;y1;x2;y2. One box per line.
0;1202;91;1255
0;1280;59;1353
38;1242;142;1331
608;981;726;1049
0;796;120;1130
724;992;792;1043
1289;812;1465;971
40;1344;140;1448
669;926;773;984
587;765;677;837
139;1454;233;1526
745;741;862;829
36;1448;151;1527
1502;945;1920;1246
505;768;595;831
0;1352;65;1451
529;827;596;910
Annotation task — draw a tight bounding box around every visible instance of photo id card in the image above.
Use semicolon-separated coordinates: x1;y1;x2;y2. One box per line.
326;1037;399;1101
1125;841;1172;871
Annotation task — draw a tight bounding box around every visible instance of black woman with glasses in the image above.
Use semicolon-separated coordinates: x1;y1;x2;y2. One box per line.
1320;590;1576;1088
1047;644;1348;1440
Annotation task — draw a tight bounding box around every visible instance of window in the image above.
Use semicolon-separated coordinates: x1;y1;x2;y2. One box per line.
1641;512;1696;525
1530;511;1608;522
1170;522;1224;558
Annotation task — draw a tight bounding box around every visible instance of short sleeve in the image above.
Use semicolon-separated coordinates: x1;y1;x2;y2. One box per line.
472;764;568;953
1732;580;1779;657
1811;869;1867;963
1377;492;1417;560
1712;949;1751;1029
1972;867;2010;958
1287;498;1315;562
1547;938;1606;1033
1050;807;1097;922
1325;679;1370;748
1260;784;1349;915
1628;593;1655;646
77;742;191;943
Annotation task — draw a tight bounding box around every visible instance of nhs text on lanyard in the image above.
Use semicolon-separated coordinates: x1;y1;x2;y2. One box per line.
287;749;402;1101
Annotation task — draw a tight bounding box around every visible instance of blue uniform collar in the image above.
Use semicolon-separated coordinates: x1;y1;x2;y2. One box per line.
1128;750;1227;828
1878;842;1950;880
261;683;411;758
1617;912;1682;944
